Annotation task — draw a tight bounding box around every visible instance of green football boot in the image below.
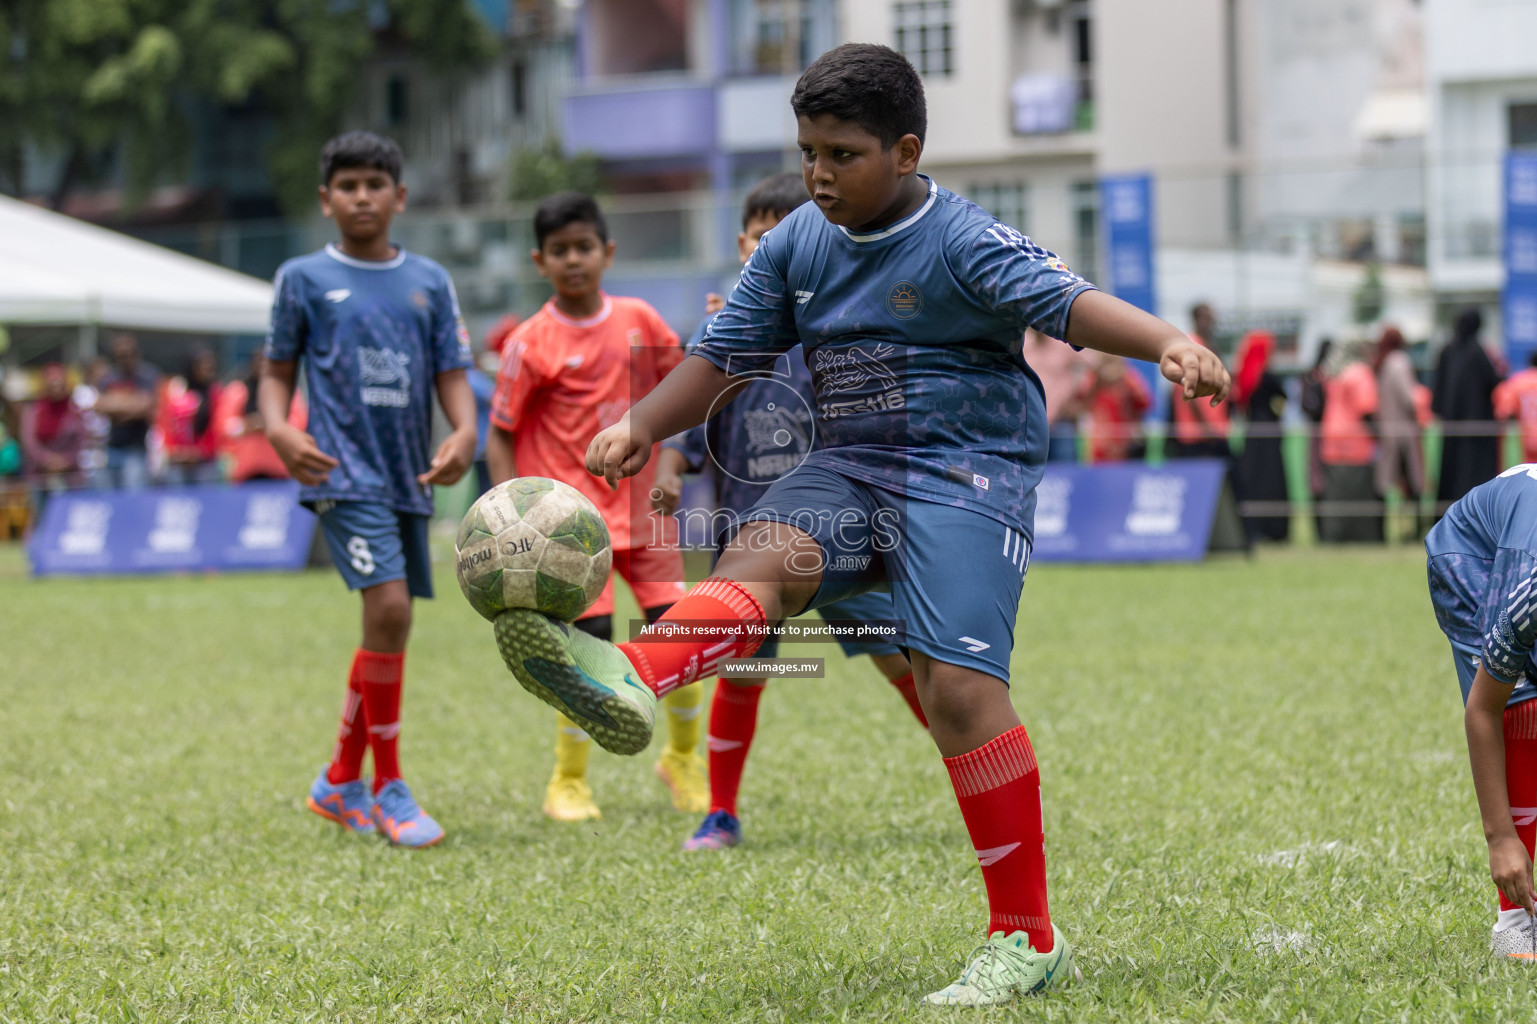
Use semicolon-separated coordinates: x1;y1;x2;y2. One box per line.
923;925;1079;1007
494;609;656;755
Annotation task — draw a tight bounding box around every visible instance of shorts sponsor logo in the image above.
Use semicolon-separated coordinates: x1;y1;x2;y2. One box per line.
886;280;922;319
958;636;991;653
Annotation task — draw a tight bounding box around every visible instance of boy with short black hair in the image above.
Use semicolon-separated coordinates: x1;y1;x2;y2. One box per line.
485;191;703;823
495;45;1228;1003
652;172;924;852
261;129;477;849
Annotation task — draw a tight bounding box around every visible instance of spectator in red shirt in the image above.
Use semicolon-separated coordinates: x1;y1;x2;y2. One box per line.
1318;345;1380;542
21;363;87;516
1080;354;1150;462
218;350;308;483
1494;351;1537;466
1166;304;1232;460
158;348;224;486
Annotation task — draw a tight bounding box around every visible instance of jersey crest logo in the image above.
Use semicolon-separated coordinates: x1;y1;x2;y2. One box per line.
325;289;351;304
886;281;922;320
411;290;429;308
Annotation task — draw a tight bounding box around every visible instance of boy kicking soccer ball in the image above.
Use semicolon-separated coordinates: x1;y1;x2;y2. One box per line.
1427;463;1537;958
494;45;1227;1004
262;131;477;848
651;172;924;852
485;191;702;823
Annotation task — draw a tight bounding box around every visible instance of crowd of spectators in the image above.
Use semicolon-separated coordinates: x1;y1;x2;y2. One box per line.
1030;301;1531;544
0;331;310;530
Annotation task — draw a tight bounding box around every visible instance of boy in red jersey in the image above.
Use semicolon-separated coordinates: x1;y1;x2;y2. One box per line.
486;192;701;822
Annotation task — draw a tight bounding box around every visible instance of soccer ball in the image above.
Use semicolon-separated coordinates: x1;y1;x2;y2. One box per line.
455;477;611;623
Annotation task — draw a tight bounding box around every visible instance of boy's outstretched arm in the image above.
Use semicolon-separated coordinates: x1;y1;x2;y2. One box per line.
1064;290;1230;405
259;358;339;486
420;369;477;486
1466;665;1535;914
587;355;748;489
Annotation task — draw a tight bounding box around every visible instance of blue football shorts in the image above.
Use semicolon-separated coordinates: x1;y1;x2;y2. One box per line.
726;465;1029;681
754;590;906;661
315;500;433;599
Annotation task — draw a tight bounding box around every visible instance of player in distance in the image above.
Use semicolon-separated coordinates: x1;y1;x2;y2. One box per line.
494;44;1228;1004
651;172;926;852
1427;464;1537;959
485;191;706;823
261;131;477;848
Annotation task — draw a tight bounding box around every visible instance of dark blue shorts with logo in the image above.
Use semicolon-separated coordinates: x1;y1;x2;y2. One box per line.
727;465;1029;681
314;500;434;599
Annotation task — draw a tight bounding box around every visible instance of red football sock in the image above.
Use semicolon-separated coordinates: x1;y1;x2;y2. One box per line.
325;651;370;785
618;577;765;697
944;726;1052;951
706;681;766;816
1500;700;1537;911
357;649;406;794
888;671;928;728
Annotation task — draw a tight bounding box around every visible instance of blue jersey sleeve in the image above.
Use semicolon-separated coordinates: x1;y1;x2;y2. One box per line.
264;263;307;362
1485;564;1537;685
429;274;474;375
953;220;1096;341
693;226;799;375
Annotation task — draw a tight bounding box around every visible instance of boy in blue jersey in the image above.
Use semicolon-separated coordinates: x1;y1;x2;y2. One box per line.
493;45;1228;1003
651;173;924;852
1427;464;1537;958
260;131;477;849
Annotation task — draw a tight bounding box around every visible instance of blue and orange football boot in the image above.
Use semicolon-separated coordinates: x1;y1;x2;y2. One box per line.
306;769;377;835
683;809;742;851
371;779;445;848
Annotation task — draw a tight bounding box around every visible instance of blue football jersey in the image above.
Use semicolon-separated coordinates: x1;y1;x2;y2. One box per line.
1427;465;1537;660
667;344;817;518
693;176;1095;535
266;244;473;516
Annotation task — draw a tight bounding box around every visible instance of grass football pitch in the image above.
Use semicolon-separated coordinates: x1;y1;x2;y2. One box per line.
0;542;1525;1022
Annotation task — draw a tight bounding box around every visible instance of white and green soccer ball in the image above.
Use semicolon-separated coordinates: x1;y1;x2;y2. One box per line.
455;477;612;623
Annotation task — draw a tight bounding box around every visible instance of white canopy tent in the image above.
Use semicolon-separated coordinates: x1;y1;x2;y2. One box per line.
0;194;273;335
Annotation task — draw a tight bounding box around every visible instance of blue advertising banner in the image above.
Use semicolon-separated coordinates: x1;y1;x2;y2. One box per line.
1099;172;1161;401
1031;459;1225;563
1504;152;1537;368
28;482;318;577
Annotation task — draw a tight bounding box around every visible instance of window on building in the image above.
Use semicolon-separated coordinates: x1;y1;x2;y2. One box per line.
733;0;838;75
510;60;527;119
385;75;409;127
894;1;954;78
1071;181;1099;283
1511;103;1537;149
969;182;1029;235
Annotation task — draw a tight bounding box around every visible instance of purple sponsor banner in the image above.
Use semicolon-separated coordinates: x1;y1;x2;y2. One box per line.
28;481;317;577
1032;459;1224;562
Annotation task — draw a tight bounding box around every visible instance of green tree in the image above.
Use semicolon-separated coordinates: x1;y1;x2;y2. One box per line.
508;139;604;201
0;0;495;213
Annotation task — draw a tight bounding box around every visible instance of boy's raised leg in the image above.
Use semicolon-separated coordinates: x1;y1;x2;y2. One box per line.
495;523;816;756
